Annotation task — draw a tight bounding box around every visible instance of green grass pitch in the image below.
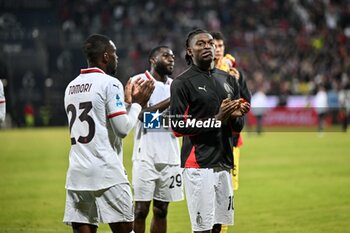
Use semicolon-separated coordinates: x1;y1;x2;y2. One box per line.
0;127;349;233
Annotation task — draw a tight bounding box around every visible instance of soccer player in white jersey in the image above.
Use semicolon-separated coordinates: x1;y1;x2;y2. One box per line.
131;46;183;233
0;79;5;124
63;34;154;233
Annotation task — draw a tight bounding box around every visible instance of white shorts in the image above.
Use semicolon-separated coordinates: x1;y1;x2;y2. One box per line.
132;160;184;202
63;183;134;226
183;168;234;231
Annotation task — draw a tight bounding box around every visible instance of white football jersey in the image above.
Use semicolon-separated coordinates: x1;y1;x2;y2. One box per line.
64;67;131;190
131;71;180;165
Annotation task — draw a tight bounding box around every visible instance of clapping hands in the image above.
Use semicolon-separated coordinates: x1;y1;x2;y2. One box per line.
125;77;155;107
216;98;250;122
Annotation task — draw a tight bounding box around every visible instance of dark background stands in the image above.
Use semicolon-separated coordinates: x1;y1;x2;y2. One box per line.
0;0;349;127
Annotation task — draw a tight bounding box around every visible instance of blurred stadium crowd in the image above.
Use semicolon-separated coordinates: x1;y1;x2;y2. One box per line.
0;0;349;127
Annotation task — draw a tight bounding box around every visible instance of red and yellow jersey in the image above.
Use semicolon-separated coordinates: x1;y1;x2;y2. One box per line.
216;54;236;73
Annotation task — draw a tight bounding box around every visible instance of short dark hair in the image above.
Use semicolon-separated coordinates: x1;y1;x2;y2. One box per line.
148;45;169;64
185;28;209;65
211;31;225;41
83;34;111;63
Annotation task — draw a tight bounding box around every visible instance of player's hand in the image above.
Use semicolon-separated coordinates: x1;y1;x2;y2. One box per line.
124;78;134;104
231;99;250;118
216;99;240;122
240;99;250;114
132;79;155;107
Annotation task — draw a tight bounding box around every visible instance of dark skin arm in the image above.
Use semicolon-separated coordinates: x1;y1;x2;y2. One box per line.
138;98;170;122
215;98;240;122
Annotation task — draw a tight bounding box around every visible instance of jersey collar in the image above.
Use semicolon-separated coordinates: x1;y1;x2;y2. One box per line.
144;70;170;85
144;70;155;81
191;64;216;75
80;67;105;74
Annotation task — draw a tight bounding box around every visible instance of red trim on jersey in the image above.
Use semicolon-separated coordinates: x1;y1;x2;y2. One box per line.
107;111;127;118
184;146;200;168
171;130;195;137
144;70;154;80
80;68;105;74
183;105;190;121
0;100;5;104
172;129;184;137
236;134;243;147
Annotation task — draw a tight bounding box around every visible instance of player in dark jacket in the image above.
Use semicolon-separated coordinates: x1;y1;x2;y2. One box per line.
170;29;249;233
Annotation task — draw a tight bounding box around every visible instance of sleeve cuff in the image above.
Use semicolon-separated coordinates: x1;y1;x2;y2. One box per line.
130;103;142;112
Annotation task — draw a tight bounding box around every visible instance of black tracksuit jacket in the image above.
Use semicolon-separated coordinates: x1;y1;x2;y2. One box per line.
170;64;244;169
232;71;251;147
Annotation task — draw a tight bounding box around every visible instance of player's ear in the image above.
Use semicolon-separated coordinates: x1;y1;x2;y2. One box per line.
149;57;156;65
103;52;109;63
186;48;192;57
